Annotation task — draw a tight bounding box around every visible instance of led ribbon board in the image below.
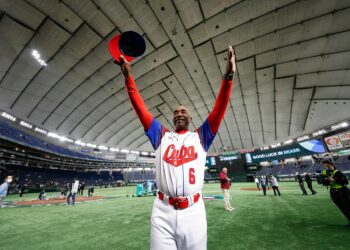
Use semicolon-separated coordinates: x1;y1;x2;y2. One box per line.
245;139;327;163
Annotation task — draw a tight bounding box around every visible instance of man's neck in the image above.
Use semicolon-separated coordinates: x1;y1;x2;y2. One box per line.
175;129;188;134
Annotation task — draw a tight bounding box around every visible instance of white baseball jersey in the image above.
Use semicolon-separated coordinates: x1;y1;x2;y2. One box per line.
147;118;215;197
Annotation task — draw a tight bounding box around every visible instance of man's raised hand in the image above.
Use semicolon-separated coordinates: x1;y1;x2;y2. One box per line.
119;55;131;78
225;46;236;75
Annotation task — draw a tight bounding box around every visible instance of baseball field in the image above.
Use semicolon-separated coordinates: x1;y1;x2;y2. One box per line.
0;182;349;250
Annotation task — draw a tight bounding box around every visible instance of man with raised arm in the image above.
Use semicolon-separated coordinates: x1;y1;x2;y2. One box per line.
119;46;236;250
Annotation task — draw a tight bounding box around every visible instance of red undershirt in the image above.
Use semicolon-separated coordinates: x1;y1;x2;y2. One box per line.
124;76;233;134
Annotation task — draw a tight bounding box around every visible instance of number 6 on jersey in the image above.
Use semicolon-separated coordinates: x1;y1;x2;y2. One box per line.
189;168;196;184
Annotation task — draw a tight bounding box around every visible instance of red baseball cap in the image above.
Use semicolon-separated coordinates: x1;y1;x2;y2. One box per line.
108;31;146;63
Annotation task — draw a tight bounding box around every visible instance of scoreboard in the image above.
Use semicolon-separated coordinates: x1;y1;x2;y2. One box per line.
205;152;246;181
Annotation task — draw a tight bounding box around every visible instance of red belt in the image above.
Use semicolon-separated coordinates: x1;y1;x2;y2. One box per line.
158;191;200;210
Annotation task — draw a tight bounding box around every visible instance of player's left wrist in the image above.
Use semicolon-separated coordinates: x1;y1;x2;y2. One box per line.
223;72;234;81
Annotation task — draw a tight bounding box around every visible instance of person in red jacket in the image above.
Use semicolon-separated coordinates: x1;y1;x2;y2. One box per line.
220;168;234;211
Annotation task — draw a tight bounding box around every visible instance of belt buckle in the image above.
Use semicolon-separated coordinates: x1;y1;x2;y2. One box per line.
173;197;187;210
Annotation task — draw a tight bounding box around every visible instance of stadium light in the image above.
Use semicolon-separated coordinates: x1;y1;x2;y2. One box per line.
47;132;59;138
1;112;16;121
19;121;33;129
109;147;119;152
283;139;293;145
47;132;73;143
74;140;86;146
312;130;326;137
331;122;349;131
86;143;97;148
130;150;139;155
121;149;129;153
270;143;281;148
59;136;73;143
150;152;156;156
35;127;47;134
141;152;149;156
98;145;108;150
297;135;309;142
31;49;47;67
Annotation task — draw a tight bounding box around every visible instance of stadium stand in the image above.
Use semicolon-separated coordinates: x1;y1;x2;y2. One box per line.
0;120;103;160
0;165;124;187
256;159;350;178
125;170;156;183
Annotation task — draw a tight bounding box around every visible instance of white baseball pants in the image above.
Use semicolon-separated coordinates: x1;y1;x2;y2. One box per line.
150;197;207;250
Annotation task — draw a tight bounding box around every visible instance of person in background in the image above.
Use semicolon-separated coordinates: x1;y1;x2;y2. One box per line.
18;183;25;197
296;172;308;196
77;182;81;196
269;175;281;196
254;176;260;190
0;176;13;208
265;175;270;190
80;182;85;196
67;178;79;207
260;176;267;196
322;160;350;226
219;167;234;211
38;189;46;200
65;182;70;196
305;173;317;195
88;185;94;197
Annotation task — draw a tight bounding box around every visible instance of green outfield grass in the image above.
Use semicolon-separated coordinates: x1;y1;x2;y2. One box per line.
0;182;349;250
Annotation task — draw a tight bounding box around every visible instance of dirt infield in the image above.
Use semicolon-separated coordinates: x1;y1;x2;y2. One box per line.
240;188;260;191
15;196;105;206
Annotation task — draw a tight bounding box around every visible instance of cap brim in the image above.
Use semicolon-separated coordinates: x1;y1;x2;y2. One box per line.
108;35;135;63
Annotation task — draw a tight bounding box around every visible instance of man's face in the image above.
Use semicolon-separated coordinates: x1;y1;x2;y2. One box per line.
324;163;334;170
173;106;191;131
6;176;13;183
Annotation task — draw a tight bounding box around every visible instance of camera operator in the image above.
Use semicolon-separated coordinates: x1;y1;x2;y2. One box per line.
322;160;350;226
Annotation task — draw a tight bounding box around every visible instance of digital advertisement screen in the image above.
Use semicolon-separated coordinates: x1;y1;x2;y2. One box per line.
245;139;327;163
324;130;350;151
205;156;217;167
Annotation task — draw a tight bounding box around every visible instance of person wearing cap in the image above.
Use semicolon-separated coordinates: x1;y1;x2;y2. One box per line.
220;167;234;211
0;176;13;208
115;38;236;249
322;160;350;226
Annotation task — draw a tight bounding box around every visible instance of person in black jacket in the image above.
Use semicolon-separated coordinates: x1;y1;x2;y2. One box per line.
260;176;267;196
296;172;308;195
322;160;350;226
80;182;85;196
305;173;317;195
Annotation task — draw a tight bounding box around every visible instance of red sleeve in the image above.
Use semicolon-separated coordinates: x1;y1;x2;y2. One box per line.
207;79;233;134
219;172;225;181
125;76;153;131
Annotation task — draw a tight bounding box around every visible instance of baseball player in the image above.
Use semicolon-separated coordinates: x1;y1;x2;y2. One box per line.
119;46;236;250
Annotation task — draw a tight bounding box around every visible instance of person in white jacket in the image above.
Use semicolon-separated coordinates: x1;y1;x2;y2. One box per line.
0;176;12;207
67;178;79;206
269;175;281;196
254;176;260;190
